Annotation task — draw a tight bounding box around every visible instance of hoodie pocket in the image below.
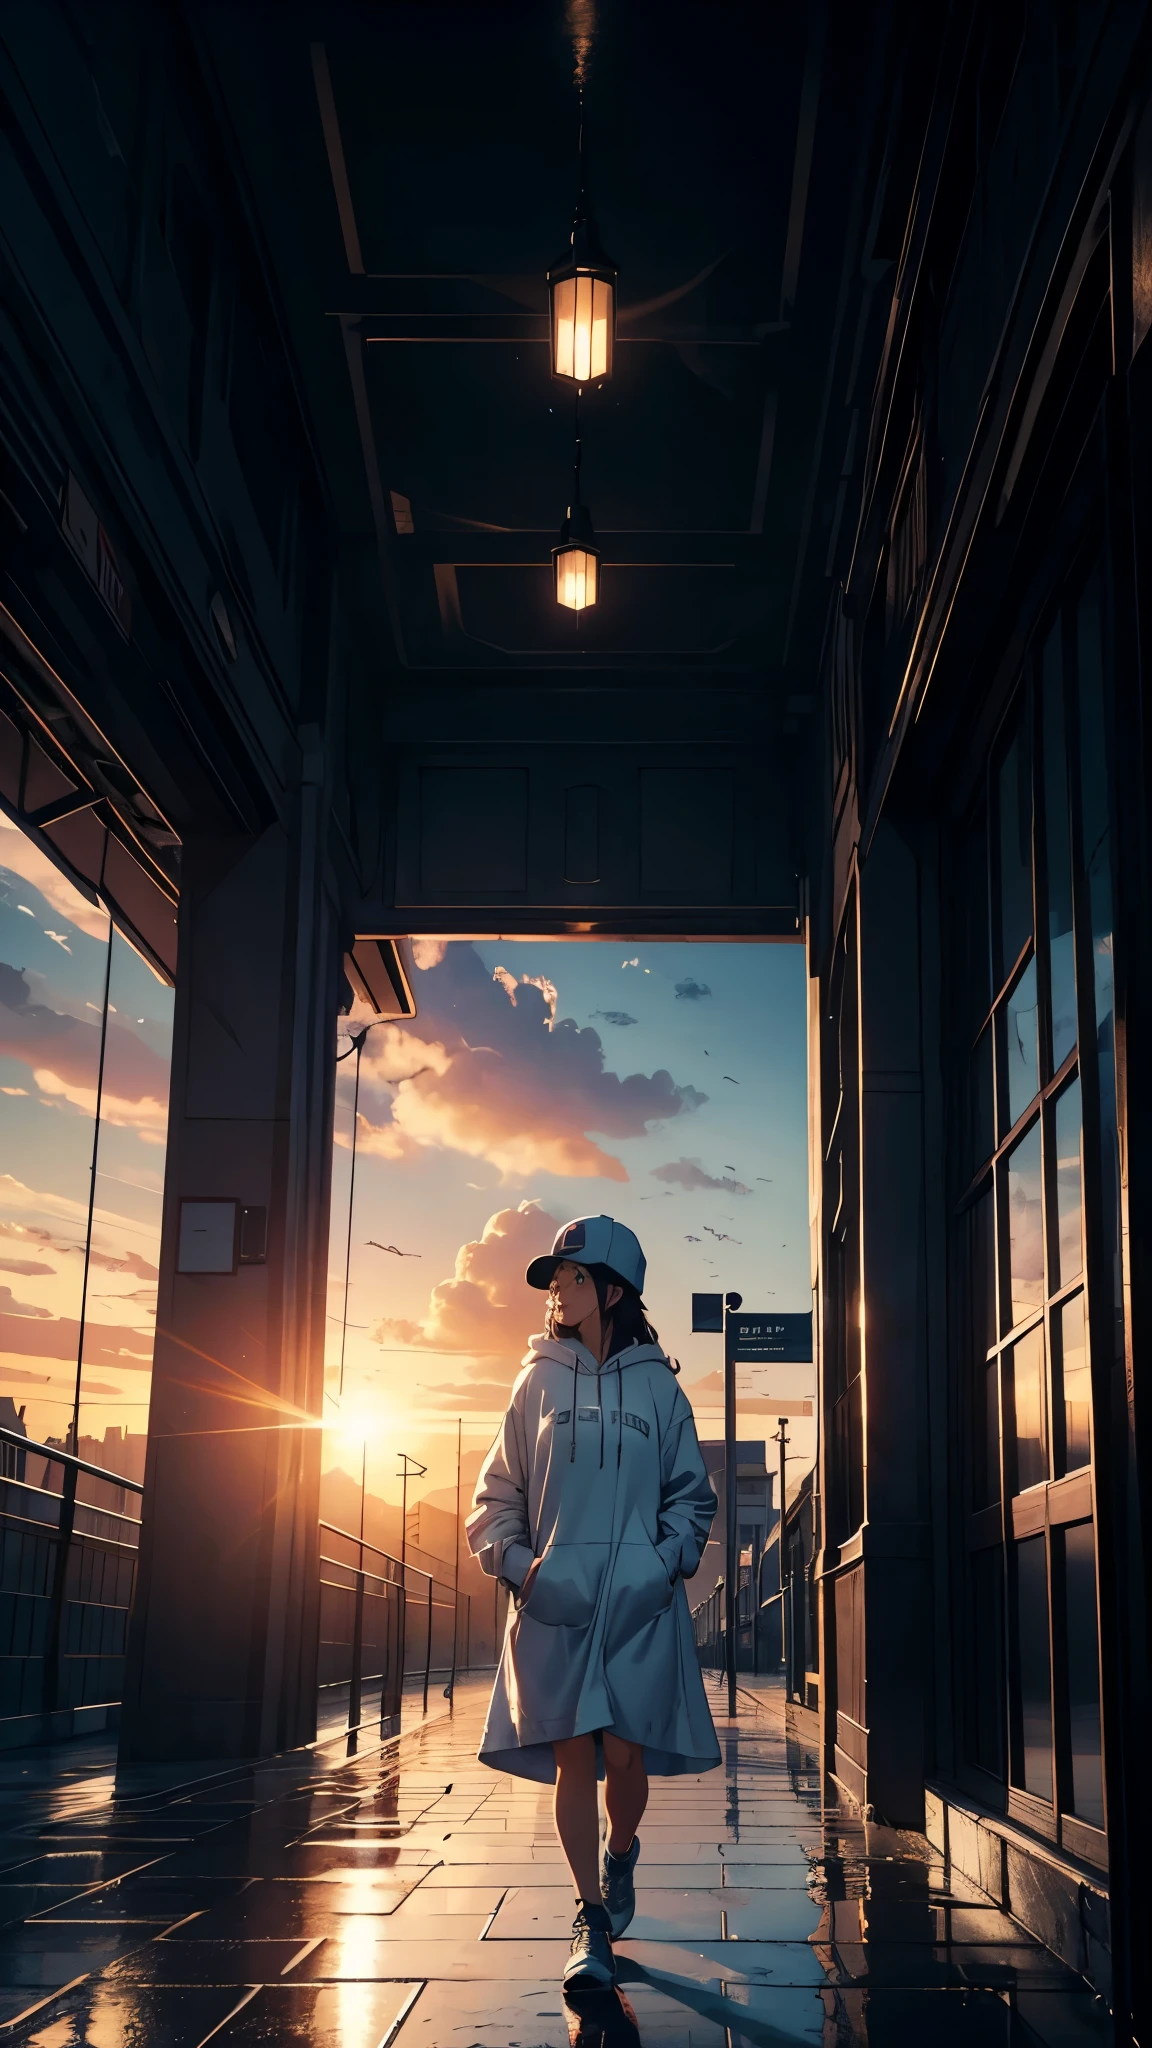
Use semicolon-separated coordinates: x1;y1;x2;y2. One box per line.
604;1539;676;1650
520;1542;608;1628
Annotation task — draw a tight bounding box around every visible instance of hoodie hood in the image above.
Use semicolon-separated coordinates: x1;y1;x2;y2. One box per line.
522;1334;672;1469
523;1334;671;1375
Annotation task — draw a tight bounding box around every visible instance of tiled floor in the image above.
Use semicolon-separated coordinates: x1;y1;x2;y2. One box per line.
0;1672;1110;2044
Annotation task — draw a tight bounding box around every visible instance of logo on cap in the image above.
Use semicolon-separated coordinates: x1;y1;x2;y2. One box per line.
558;1221;586;1252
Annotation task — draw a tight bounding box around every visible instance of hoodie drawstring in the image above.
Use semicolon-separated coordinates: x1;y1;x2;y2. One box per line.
566;1345;634;1466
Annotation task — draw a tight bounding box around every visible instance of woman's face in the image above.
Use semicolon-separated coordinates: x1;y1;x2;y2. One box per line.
548;1260;597;1338
547;1261;621;1355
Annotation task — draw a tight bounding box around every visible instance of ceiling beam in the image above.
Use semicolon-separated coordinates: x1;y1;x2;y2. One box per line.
352;316;771;347
399;534;762;565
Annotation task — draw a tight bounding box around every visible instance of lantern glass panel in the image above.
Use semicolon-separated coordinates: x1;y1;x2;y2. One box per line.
551;272;613;381
555;545;598;611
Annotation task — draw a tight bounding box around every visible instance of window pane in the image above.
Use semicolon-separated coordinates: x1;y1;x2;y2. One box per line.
1014;1534;1053;1801
1009;1323;1047;1492
1004;955;1039;1129
1059;1291;1091;1473
1062;1523;1104;1827
1052;1077;1083;1289
1004;1120;1043;1330
977;1359;1000;1508
995;716;1033;990
970;1546;1005;1780
1077;568;1123;1367
1041;624;1077;1072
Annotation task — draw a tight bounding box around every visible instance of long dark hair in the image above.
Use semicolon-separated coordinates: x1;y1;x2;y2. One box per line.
546;1262;660;1353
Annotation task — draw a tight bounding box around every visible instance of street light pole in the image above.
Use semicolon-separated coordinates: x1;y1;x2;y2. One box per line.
775;1416;790;1686
397;1452;426;1699
723;1292;742;1719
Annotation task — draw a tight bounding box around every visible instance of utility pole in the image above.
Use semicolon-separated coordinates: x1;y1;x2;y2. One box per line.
722;1292;742;1718
775;1416;790;1684
446;1417;462;1702
397;1451;426;1696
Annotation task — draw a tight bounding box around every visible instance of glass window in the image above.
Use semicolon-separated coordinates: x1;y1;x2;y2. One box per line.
1014;1535;1053;1801
1041;624;1077;1073
1052;1077;1083;1289
1061;1522;1104;1827
1058;1291;1090;1473
1008;1324;1047;1492
970;1546;1005;1779
977;1358;1000;1507
971;1192;999;1508
1004;1120;1043;1330
995;719;1033;990
0;817;172;1470
1004;955;1039;1129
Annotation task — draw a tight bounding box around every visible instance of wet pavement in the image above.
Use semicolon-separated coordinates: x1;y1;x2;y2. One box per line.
0;1672;1111;2044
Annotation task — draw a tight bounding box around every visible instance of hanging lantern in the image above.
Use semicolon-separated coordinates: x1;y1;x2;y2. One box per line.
553;469;600;611
553;501;599;611
548;212;616;384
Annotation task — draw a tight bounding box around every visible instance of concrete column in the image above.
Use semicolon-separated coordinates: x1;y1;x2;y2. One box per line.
855;820;933;1824
119;775;339;1761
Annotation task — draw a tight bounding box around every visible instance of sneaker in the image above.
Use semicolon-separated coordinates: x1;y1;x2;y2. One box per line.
563;1901;616;1988
601;1831;640;1937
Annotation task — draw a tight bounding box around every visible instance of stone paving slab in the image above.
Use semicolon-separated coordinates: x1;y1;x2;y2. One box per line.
0;1673;1113;2046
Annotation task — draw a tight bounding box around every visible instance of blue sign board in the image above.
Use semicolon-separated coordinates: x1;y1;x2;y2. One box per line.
725;1312;812;1364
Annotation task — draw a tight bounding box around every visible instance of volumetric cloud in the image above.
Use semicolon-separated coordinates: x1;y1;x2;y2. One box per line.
651;1159;750;1195
343;943;705;1183
374;1201;560;1408
0;965;169;1138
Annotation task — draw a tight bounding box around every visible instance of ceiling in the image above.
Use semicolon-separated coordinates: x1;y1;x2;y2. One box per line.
199;0;902;719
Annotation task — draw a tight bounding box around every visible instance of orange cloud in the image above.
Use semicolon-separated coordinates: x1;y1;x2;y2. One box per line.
0;965;169;1115
373;1200;560;1408
344;944;705;1184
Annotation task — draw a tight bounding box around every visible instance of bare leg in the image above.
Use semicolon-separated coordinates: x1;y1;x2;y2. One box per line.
553;1734;601;1901
602;1729;648;1855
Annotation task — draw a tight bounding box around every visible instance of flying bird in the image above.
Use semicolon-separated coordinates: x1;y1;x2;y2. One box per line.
704;1226;741;1243
367;1241;423;1258
723;1075;740;1084
685;1234;701;1243
724;1165;736;1172
756;1177;773;1183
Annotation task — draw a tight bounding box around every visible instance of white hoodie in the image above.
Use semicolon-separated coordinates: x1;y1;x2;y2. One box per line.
466;1333;721;1781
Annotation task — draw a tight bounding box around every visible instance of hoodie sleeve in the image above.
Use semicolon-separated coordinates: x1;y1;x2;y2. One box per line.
654;1388;717;1584
465;1384;535;1589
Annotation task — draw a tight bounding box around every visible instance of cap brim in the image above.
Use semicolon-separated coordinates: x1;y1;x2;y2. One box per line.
526;1255;560;1290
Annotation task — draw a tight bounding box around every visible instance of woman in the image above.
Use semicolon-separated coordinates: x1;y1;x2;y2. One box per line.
466;1214;720;1991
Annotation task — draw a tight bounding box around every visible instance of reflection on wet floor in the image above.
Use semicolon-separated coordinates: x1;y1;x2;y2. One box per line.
0;1673;1110;2044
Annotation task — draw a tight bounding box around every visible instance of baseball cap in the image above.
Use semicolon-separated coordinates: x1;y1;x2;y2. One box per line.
526;1215;646;1295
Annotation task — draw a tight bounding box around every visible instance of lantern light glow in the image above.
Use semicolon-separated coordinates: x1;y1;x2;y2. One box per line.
551;267;614;384
555;542;598;611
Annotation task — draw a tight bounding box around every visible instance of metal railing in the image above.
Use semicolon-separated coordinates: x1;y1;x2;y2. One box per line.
0;1430;475;1749
0;1424;143;1733
317;1521;470;1736
691;1575;725;1668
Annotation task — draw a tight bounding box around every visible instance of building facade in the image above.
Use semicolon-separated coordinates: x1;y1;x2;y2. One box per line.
808;9;1152;2035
